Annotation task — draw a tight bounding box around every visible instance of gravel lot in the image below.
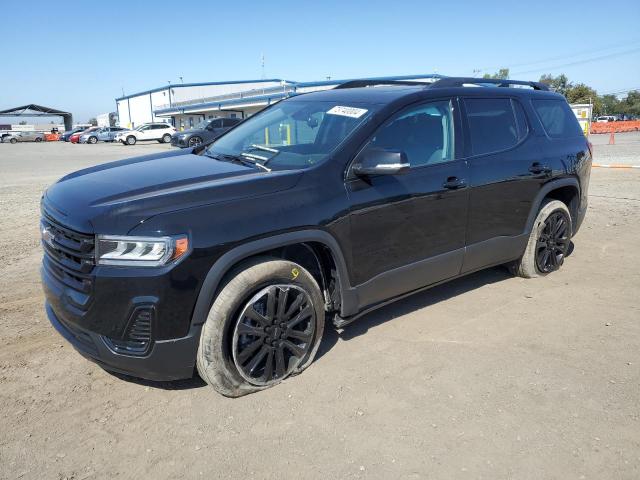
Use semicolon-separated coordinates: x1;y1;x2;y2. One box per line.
1;139;639;480
589;131;640;166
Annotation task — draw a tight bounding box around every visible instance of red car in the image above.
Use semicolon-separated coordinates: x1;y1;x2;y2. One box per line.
70;127;100;143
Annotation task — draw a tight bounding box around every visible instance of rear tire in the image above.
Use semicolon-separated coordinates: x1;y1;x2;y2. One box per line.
35;137;42;142
196;257;325;397
10;138;17;144
513;199;572;278
126;135;136;145
162;133;172;143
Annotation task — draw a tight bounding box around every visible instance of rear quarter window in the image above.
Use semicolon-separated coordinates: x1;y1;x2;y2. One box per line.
532;99;583;138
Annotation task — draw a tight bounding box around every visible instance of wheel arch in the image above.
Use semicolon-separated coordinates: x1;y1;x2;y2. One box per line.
524;178;580;235
191;230;356;329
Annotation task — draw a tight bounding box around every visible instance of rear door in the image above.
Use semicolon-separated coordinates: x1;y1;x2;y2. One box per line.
345;98;469;308
460;96;543;272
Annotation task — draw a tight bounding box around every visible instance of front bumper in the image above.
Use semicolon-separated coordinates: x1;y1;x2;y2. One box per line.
171;136;188;147
46;301;200;381
40;209;205;381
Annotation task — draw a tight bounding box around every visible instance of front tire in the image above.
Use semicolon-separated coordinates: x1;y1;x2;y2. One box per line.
513;199;572;278
9;138;17;144
88;136;98;144
196;258;325;397
188;136;202;147
35;137;42;142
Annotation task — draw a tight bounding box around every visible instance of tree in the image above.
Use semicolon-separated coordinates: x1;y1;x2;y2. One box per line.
482;68;510;80
600;95;620;116
565;83;602;115
88;117;97;126
620;91;640;116
539;74;572;96
18;120;27;125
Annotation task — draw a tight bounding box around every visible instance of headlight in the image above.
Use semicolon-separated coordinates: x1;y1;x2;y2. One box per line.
96;235;189;267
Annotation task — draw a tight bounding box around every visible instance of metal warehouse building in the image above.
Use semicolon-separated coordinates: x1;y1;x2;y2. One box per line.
116;74;443;131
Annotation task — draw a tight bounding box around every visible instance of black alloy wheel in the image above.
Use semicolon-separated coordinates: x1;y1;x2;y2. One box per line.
188;136;202;147
535;210;570;273
232;284;316;386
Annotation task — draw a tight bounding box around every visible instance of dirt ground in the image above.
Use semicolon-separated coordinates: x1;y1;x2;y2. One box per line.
1;139;639;480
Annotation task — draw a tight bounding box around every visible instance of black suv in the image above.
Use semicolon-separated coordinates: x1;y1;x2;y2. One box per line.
171;117;242;148
41;77;591;396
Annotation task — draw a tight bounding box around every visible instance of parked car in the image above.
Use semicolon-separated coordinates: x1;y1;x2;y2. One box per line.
40;77;591;396
70;127;101;144
60;127;90;142
114;123;176;145
80;127;127;144
171;117;242;148
5;131;45;143
595;116;616;123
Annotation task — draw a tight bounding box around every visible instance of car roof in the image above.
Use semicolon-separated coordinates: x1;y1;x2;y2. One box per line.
291;85;425;104
290;79;563;105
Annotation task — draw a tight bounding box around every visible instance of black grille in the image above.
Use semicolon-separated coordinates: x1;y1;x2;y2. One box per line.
103;306;154;356
41;213;95;310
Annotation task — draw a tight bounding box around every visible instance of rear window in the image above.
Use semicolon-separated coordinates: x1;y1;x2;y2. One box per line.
532;99;583;138
464;98;520;156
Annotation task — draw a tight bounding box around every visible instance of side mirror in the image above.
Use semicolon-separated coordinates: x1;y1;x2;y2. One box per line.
352;147;410;176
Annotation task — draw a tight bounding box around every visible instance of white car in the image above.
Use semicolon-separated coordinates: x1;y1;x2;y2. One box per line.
115;123;176;145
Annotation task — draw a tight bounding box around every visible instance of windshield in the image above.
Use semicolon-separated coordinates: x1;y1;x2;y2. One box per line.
193;119;211;130
206;99;377;170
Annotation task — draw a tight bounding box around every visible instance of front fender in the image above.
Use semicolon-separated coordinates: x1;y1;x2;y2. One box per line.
190;229;356;328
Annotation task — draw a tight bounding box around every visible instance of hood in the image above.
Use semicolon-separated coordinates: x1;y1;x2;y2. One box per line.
43;150;302;233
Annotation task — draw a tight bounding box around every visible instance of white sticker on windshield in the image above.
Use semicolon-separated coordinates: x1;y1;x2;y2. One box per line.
327;106;368;118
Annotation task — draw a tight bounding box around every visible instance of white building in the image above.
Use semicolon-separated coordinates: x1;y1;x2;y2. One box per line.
116;74;443;131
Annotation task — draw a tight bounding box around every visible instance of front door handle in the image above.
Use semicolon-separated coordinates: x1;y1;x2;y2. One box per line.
529;163;551;175
443;176;467;190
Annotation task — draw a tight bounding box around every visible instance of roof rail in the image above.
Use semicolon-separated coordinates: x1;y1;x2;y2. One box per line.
431;77;549;91
335;80;432;89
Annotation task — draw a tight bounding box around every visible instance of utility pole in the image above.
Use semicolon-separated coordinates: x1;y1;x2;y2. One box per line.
179;76;183;84
167;81;172;107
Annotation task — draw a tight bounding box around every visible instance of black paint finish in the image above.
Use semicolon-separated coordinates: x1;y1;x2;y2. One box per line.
41;81;592;380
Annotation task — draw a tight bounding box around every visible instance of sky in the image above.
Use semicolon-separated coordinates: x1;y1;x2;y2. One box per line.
1;0;639;122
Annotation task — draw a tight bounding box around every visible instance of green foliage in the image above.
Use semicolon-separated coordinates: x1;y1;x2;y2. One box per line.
539;74;571;96
538;73;638;117
88;117;98;126
482;68;510;80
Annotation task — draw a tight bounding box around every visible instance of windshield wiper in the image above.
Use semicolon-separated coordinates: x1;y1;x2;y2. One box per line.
238;144;281;169
249;144;280;154
206;152;271;172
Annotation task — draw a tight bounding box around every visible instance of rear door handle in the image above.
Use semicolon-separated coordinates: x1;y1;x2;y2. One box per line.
529;163;551;175
443;176;467;190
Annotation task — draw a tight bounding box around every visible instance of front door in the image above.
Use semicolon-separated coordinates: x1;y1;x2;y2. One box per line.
345;98;469;308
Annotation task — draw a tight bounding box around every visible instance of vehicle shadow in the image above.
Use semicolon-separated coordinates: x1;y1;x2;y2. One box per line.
316;265;514;360
105;370;207;390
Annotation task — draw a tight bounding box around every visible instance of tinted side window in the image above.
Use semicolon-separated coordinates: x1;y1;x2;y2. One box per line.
368;100;454;167
532;99;583;138
464;98;518;156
